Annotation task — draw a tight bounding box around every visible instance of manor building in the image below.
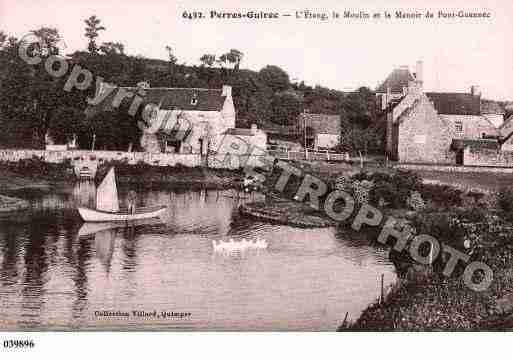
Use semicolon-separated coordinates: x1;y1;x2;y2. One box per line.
86;83;264;154
379;62;511;166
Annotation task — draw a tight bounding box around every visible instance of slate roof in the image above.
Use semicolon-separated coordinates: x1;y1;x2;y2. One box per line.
426;92;481;116
451;139;500;151
298;113;341;135
224;128;256;136
85;87;226;118
376;68;415;94
481;100;506;115
260;122;298;136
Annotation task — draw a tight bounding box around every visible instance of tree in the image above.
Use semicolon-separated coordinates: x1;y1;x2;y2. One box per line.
0;31;7;48
31;27;61;55
340;87;376;128
199;54;216;67
217;53;228;68
99;41;125;55
47;107;84;144
225;49;243;70
271;91;304;126
165;45;177;65
84;15;106;54
259;65;290;93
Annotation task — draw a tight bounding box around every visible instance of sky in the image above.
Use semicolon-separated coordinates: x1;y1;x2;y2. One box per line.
1;0;513;100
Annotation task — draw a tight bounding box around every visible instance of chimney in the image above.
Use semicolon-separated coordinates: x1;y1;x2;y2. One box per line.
471;85;481;97
222;85;232;98
251;124;258;135
415;60;423;87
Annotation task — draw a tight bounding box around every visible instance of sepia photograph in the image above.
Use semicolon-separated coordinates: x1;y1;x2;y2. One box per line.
0;0;513;350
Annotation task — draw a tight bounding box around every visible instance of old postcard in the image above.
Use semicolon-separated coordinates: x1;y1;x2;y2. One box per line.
0;0;512;340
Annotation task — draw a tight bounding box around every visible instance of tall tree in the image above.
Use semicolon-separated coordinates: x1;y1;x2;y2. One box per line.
225;49;243;70
84;15;106;54
199;54;216;67
165;45;177;65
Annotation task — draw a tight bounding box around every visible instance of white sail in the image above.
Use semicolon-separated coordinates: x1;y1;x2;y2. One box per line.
96;167;119;213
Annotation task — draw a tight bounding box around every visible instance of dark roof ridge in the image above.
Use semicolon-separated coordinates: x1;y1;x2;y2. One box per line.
121;86;223;91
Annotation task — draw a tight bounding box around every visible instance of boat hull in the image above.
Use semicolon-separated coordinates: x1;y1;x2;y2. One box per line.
78;206;167;222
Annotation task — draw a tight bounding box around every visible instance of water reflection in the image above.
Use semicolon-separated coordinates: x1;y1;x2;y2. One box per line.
212;238;268;257
0;182;397;331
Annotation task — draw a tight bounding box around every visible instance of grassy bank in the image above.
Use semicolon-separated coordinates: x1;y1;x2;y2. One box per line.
343;196;513;331
96;161;243;189
348;242;513;330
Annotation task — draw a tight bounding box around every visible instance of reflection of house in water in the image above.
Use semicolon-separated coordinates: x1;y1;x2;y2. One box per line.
212;238;268;257
72;180;96;208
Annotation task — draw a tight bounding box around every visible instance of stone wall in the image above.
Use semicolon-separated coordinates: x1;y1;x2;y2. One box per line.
396;163;513;174
463;147;513;167
397;95;455;164
0;149;284;174
0;149;202;166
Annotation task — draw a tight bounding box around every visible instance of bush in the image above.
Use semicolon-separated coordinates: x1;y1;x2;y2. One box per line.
497;187;513;213
0;156;74;181
420;184;463;208
352;170;422;209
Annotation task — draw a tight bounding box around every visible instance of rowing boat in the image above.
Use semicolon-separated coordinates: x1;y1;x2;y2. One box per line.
77;167;167;222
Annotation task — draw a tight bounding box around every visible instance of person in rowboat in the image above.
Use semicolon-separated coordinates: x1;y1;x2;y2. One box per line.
127;190;137;214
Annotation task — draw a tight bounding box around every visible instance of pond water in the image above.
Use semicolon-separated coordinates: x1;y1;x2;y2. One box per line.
0;182;396;331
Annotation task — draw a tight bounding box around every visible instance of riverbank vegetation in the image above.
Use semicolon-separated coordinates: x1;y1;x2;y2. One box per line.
345;187;513;331
0;157;75;182
96;160;243;189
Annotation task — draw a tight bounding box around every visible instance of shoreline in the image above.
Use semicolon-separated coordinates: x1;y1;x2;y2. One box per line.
239;200;335;228
0;194;30;213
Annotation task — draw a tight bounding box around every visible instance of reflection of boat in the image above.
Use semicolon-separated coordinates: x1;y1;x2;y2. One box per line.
94;228;116;271
77;167;166;222
213;238;268;256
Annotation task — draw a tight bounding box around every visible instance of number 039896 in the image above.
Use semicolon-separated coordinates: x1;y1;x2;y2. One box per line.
3;339;35;349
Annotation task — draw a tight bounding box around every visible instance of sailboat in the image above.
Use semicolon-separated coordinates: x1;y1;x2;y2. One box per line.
77;167;166;222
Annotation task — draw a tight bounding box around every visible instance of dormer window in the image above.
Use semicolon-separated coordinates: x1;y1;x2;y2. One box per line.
191;94;198;106
455;121;463;133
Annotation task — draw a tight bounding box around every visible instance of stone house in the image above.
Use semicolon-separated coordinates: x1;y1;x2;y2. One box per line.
380;62;508;165
222;125;267;151
85;83;266;155
297;113;341;149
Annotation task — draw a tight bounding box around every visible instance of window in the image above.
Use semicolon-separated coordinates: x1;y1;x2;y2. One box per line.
455;121;463;133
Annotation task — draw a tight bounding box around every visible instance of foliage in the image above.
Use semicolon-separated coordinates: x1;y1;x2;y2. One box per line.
420;183;463;208
350;170;422;209
337;123;384;155
84;15;106;54
164;45;177;65
0;156;74;180
199;54;216;67
407;191;426;211
100;42;124;55
259;65;290;93
497;187;513;214
271;90;304;126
